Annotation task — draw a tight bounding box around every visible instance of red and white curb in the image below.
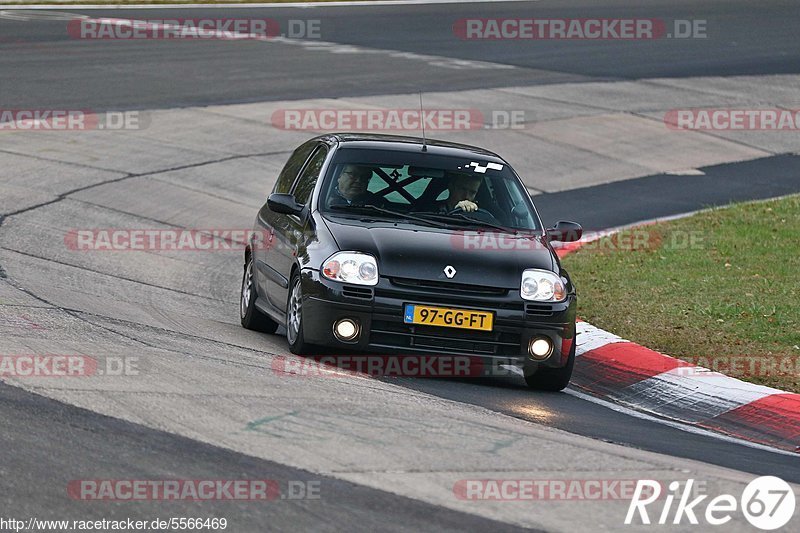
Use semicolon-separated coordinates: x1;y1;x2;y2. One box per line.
573;321;800;453
556;221;800;453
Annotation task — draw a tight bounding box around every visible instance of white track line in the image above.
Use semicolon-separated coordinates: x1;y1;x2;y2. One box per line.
2;12;514;71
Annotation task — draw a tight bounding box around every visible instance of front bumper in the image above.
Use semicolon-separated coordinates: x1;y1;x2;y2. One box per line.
299;269;577;369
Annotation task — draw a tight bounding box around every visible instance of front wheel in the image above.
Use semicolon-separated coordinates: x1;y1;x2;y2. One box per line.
286;272;312;355
524;338;575;391
240;256;279;334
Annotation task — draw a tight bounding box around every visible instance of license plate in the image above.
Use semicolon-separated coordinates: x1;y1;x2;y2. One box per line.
403;304;493;331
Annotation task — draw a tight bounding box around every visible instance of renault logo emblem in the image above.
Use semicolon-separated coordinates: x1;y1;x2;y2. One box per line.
443;265;456;278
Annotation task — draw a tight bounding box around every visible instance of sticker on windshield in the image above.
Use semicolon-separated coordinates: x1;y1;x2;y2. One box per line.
467;161;503;174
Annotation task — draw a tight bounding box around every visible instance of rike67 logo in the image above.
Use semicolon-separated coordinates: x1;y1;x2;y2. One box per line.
626;476;795;530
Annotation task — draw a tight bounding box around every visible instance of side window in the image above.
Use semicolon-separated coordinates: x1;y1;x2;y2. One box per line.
498;176;537;229
274;142;316;194
292;146;328;206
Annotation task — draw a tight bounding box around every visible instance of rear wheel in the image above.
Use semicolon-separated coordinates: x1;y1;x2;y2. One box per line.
286;272;312;355
240;255;279;334
524;338;575;391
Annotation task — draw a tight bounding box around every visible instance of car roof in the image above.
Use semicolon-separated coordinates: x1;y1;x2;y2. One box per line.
315;133;508;164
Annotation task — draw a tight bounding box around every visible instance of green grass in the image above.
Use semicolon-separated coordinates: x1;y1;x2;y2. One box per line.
563;194;800;392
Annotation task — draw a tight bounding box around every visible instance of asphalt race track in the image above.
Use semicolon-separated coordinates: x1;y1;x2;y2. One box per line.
2;1;800;531
3;1;800;110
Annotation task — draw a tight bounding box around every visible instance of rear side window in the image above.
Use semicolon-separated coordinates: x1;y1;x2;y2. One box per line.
292;146;328;205
274;142;316;194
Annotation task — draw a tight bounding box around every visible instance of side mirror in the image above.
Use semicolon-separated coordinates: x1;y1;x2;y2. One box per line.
547;220;583;243
267;193;304;216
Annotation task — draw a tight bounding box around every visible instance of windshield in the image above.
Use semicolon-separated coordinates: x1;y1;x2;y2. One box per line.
319;148;542;231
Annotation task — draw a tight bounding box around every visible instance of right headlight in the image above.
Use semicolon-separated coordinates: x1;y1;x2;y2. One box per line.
321;252;379;286
520;269;566;302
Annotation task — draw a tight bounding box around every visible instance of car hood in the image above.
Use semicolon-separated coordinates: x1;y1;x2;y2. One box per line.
322;217;556;288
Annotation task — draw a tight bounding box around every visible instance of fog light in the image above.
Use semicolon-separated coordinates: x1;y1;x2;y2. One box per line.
333;318;360;342
529;337;553;360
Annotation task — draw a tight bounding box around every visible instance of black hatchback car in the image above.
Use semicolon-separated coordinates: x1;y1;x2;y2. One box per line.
240;134;582;390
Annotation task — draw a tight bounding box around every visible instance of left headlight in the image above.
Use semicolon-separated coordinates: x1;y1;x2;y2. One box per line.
321;252;379;286
521;269;566;302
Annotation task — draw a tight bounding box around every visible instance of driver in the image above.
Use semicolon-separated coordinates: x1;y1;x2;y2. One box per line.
438;173;482;213
329;164;384;207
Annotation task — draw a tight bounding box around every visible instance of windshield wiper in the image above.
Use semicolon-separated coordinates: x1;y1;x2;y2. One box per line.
411;212;516;234
328;204;451;228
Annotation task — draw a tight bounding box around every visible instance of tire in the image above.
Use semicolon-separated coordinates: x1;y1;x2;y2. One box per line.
524;336;575;391
240;255;279;334
286;272;312;355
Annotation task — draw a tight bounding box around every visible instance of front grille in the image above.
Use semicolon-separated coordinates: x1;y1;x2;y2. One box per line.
390;277;507;296
370;320;520;355
342;285;374;300
525;303;555;317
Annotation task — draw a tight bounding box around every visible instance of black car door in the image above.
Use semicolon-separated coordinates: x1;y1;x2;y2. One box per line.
267;144;329;312
255;141;316;308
